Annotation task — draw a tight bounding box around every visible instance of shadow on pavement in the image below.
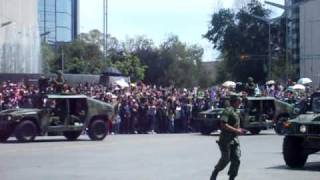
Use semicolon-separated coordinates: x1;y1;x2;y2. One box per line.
2;138;91;144
267;162;320;172
193;132;277;137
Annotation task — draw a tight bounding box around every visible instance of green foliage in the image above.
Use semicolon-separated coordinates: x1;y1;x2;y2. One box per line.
108;35;206;87
205;0;284;83
41;42;56;74
111;54;146;81
158;35;203;87
41;30;210;87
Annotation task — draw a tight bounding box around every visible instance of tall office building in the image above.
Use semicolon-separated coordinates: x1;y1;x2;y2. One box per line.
286;0;303;67
299;0;320;87
38;0;78;43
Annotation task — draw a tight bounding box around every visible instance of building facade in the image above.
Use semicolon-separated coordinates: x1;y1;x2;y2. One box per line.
299;0;320;88
38;0;78;43
286;0;302;64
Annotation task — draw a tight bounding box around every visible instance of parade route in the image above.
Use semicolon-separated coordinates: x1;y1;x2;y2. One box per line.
1;131;320;180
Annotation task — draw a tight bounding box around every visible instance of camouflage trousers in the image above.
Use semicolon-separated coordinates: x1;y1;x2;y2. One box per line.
213;141;241;178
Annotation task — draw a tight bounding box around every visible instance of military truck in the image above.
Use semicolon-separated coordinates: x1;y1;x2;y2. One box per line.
282;92;320;168
0;94;113;142
196;96;295;135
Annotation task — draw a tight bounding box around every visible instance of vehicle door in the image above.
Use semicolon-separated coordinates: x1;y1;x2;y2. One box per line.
68;98;88;125
242;99;258;127
261;100;275;122
47;98;68;126
39;97;52;131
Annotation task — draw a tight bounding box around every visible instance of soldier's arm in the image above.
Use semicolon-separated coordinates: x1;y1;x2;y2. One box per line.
220;111;244;135
220;122;244;135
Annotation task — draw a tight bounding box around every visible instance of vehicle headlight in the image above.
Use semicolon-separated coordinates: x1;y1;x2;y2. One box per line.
6;115;12;121
299;125;307;133
217;115;220;119
204;114;207;118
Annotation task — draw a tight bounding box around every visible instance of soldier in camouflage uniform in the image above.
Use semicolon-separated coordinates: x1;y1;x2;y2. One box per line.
210;95;245;180
52;70;65;93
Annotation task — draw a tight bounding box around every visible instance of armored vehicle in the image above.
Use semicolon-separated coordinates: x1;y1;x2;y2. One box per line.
282;92;320;168
0;94;113;142
196;96;294;135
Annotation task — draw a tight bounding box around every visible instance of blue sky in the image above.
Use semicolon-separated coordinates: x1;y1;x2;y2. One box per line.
79;0;284;61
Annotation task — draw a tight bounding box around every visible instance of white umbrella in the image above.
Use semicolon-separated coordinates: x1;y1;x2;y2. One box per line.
266;80;275;85
222;81;236;88
297;78;312;85
292;84;306;91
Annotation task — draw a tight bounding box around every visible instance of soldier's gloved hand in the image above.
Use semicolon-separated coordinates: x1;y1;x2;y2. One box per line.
236;128;247;135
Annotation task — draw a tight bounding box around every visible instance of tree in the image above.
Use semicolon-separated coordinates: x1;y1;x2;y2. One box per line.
158;35;204;87
111;54;146;81
204;0;283;83
41;42;56;74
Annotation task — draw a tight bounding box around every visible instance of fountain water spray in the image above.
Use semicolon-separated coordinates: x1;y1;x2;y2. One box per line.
0;0;41;74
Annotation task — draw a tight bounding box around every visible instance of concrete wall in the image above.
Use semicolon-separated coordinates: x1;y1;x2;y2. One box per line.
300;0;320;88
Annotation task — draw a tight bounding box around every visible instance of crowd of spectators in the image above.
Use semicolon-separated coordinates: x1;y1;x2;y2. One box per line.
0;76;315;134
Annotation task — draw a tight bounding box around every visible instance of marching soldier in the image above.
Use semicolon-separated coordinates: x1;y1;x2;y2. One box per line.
210;94;246;180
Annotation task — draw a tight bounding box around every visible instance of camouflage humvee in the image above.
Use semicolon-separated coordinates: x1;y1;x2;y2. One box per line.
282;92;320;168
196;96;295;135
0;94;113;142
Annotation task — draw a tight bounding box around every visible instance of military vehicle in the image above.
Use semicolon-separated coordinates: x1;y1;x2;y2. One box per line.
0;94;113;142
282;92;320;168
196;96;295;135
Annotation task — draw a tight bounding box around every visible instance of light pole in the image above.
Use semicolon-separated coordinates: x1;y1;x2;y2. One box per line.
40;31;51;41
247;13;273;80
1;21;12;28
103;0;108;58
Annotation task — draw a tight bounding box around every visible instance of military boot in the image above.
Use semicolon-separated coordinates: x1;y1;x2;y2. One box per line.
229;176;236;180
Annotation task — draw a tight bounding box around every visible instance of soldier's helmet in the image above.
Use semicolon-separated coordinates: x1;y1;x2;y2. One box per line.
229;93;242;103
56;70;63;76
248;77;254;82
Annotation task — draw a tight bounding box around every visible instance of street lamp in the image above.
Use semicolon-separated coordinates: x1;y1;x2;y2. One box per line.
40;31;50;37
246;13;273;80
1;21;12;28
103;0;108;58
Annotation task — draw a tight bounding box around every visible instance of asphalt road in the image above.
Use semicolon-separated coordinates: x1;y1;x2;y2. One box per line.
0;130;320;180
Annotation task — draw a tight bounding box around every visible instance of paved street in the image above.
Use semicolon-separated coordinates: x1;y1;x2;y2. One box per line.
0;130;320;180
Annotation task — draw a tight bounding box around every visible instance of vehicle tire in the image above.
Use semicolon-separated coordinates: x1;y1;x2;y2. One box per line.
0;130;11;142
200;126;212;135
274;117;287;135
63;131;82;141
283;136;308;168
200;122;213;135
15;120;37;143
88;119;108;141
249;128;261;135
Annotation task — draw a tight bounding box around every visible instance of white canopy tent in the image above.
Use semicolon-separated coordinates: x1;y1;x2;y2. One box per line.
114;79;129;88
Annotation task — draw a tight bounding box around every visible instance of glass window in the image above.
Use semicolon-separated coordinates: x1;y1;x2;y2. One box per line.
57;13;71;28
38;0;76;42
56;0;72;15
57;28;71;42
46;0;56;9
